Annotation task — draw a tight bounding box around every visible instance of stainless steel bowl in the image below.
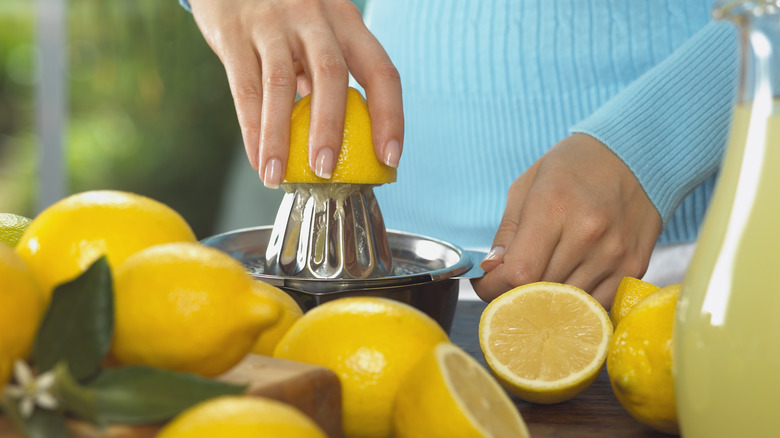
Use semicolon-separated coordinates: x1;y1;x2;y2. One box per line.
201;226;484;333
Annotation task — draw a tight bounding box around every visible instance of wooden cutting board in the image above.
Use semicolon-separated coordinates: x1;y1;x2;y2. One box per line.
0;354;342;438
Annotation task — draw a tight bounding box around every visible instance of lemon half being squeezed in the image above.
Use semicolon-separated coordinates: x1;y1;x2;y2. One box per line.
284;88;396;185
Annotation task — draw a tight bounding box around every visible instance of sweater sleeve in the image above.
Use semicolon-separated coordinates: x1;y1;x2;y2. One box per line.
179;0;191;12
570;20;739;227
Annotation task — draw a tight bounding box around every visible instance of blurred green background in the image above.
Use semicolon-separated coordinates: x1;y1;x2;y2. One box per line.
0;0;365;239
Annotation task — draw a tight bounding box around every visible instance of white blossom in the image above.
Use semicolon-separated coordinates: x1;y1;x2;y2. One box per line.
3;360;58;418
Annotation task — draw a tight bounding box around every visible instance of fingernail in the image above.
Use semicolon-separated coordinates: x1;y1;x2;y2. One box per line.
383;139;401;168
315;148;334;179
263;158;282;189
480;246;505;270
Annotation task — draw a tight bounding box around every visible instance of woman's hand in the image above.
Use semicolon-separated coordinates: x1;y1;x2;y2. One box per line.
473;134;663;308
188;0;404;188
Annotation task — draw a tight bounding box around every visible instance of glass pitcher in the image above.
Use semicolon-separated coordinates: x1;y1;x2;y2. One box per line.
674;1;780;436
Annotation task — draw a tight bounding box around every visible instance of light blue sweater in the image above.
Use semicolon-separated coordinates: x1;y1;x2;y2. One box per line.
180;0;739;250
363;0;738;249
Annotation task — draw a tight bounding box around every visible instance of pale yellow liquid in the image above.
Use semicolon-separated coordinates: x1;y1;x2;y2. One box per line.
674;102;780;436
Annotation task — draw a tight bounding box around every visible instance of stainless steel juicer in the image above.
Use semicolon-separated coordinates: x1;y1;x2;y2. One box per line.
202;182;484;332
265;183;392;279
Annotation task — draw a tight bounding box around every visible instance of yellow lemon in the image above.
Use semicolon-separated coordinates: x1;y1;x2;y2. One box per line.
16;190;196;300
0;244;46;385
285;87;396;184
610;277;661;327
112;242;280;377
479;282;613;404
607;284;680;435
249;283;303;356
393;342;529;438
273;297;448;438
0;213;32;247
157;395;326;438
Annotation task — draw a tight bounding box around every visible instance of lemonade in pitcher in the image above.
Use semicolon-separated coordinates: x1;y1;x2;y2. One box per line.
673;2;780;436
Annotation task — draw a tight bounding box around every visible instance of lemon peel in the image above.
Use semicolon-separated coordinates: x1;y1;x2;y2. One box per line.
16;190;196;301
273;297;448;438
112;242;280;377
610;277;661;327
607;284;680;435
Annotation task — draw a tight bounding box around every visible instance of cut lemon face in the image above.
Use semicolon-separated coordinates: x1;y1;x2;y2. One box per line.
479;282;613;404
393;342;529;438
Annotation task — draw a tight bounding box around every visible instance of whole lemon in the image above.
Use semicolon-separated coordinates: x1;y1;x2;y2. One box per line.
0;244;46;385
16;190;196;300
249;283;303;356
273;297;449;438
157;396;326;438
285;87;396;184
607;284;680;435
0;213;32;247
112;242;280;377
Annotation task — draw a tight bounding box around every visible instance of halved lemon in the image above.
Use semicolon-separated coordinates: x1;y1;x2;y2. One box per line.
393;342;529;438
284;87;396;185
479;282;613;404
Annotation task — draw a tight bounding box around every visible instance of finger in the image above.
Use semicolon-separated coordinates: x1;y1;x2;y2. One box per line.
538;221;601;282
562;240;648;309
256;40;298;188
473;205;561;301
219;40;265;172
561;262;612;298
539;245;585;285
590;275;624;310
337;15;403;167
298;25;349;179
585;245;652;309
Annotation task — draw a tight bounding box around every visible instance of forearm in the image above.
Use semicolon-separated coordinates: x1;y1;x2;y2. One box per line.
571;21;739;227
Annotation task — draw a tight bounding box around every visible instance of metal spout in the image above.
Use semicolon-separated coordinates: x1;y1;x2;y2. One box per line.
265;183;393;279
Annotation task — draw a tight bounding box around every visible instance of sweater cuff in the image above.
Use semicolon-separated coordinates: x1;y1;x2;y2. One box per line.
570;21;738;227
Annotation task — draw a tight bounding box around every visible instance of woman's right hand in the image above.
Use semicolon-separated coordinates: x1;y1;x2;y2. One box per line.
188;0;404;188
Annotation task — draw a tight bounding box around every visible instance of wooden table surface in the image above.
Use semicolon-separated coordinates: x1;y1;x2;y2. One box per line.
450;300;672;438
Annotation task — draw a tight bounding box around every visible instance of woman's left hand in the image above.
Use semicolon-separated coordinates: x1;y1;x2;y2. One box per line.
472;133;663;308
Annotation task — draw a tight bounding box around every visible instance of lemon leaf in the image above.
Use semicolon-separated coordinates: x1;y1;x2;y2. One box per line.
54;362;246;425
32;257;113;380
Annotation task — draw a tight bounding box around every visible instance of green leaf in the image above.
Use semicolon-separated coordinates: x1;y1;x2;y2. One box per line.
90;366;246;424
32;257;114;380
2;393;68;438
54;363;246;425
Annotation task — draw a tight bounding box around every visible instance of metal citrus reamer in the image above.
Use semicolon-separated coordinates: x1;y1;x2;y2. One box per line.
264;182;393;279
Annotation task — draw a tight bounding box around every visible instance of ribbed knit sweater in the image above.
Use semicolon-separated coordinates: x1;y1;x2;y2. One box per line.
180;0;740;250
362;0;738;249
